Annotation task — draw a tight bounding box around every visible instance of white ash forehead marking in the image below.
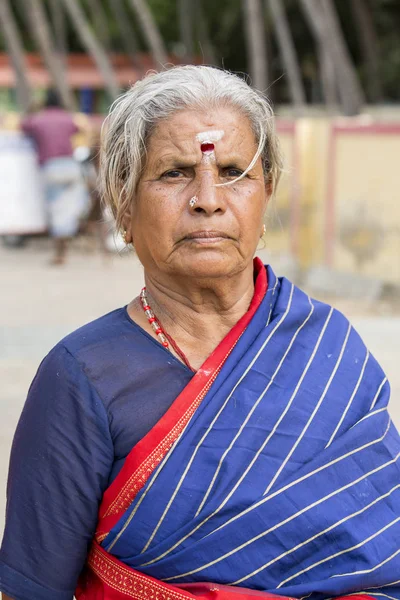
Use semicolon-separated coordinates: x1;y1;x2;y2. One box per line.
195;130;225;144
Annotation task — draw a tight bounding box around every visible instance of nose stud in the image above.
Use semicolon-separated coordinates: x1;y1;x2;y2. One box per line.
189;196;198;208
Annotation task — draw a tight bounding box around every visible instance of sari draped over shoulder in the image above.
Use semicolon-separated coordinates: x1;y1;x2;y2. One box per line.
76;259;400;600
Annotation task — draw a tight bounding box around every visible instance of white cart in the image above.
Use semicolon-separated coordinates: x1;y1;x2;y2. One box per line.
0;131;46;244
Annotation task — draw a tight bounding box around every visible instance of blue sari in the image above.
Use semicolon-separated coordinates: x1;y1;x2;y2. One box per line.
77;261;400;600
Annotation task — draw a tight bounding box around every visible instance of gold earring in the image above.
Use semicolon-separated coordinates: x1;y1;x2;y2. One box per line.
262;224;266;237
122;230;127;243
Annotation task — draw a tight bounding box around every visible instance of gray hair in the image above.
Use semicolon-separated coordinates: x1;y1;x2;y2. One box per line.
100;65;283;232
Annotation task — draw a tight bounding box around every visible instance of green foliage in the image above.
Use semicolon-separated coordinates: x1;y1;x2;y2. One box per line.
370;0;400;100
147;0;179;42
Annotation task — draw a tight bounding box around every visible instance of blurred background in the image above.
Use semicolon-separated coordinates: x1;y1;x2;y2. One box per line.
0;0;399;534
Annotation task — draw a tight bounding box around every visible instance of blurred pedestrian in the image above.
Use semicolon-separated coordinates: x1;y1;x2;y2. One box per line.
21;90;88;265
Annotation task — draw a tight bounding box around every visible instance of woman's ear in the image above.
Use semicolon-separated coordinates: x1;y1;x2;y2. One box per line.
121;210;133;244
264;179;273;209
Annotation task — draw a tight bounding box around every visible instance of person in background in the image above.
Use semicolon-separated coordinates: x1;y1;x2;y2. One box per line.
21;90;88;265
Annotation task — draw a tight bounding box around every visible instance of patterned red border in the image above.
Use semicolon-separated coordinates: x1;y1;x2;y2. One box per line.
83;542;193;600
79;543;377;600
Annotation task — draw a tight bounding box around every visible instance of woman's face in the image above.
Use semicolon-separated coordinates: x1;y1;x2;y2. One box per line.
127;106;271;282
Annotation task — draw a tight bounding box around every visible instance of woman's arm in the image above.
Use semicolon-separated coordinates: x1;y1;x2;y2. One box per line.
0;344;113;600
3;594;14;600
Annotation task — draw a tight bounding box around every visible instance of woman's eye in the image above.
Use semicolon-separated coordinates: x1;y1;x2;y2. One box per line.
223;168;243;178
162;170;183;179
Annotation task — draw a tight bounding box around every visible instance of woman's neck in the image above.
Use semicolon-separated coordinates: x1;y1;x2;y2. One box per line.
131;263;255;370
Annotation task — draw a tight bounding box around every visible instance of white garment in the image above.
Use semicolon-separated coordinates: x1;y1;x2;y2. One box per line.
42;157;89;238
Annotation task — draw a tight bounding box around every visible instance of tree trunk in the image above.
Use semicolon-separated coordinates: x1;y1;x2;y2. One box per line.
49;0;67;61
300;0;365;115
128;0;168;66
216;2;242;47
25;0;75;110
266;0;306;111
242;0;269;92
178;0;193;63
320;43;338;108
108;0;142;68
0;0;32;111
350;0;383;103
299;0;338;108
85;0;111;51
61;0;119;100
195;0;218;66
321;0;365;115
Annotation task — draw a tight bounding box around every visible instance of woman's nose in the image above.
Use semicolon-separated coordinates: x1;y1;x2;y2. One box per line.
191;170;225;214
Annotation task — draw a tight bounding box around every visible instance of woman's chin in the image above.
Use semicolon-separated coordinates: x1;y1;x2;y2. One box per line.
174;250;247;279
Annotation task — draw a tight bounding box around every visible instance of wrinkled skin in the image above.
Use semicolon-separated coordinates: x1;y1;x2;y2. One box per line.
125;107;269;284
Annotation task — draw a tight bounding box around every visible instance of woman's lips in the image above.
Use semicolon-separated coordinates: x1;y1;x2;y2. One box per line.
183;230;231;243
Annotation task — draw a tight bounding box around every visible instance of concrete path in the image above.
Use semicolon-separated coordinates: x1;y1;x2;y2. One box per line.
1;241;399;537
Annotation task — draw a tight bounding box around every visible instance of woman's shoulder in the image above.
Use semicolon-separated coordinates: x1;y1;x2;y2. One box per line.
25;307;138;421
57;306;134;357
276;273;377;360
34;307;138;388
276;274;351;326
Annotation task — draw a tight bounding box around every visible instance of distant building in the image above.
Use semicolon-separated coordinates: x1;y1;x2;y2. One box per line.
0;53;173;113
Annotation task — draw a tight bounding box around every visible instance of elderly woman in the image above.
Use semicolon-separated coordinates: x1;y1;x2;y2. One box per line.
1;67;399;600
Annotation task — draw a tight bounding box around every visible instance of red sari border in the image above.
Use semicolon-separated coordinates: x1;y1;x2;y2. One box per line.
81;541;287;599
78;541;377;600
79;542;193;600
96;258;268;540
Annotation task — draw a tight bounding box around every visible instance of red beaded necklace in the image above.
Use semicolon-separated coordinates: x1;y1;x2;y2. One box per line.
140;287;195;371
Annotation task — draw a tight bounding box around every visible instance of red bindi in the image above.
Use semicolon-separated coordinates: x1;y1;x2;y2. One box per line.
200;142;215;153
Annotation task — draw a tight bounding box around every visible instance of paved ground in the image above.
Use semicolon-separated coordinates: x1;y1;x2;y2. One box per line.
0;239;399;537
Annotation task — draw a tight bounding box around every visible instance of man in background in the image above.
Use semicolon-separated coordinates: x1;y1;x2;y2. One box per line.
21;90;88;265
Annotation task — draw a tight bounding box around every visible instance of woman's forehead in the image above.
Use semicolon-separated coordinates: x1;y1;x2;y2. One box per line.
147;107;256;154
